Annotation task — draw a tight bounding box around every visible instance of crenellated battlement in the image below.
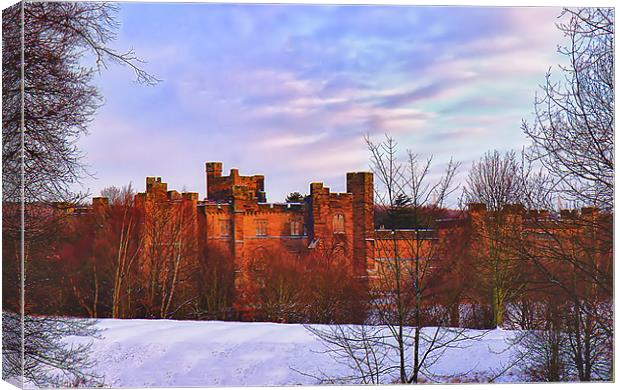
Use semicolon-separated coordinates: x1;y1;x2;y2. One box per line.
206;162;266;202
87;162;378;319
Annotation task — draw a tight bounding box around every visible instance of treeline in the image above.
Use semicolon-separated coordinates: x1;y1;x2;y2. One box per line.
2;181;612;330
2;186;367;324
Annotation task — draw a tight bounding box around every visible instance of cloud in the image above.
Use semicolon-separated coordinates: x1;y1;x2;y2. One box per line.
256;132;329;149
80;4;565;204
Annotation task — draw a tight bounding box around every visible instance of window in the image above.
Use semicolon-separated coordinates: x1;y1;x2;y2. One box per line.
290;220;302;236
333;214;345;233
256;220;268;236
219;220;231;237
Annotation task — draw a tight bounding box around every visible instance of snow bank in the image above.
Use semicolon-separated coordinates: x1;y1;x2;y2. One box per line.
64;319;522;387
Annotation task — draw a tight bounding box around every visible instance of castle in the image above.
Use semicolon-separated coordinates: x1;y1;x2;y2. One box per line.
84;161;610;321
126;163;375;289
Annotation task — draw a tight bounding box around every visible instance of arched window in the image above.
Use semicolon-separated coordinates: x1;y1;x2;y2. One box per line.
333;214;345;233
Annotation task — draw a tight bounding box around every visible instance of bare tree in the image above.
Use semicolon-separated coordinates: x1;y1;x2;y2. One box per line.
513;7;614;382
463;150;529;328
2;312;102;387
308;135;486;384
464;150;524;212
191;244;236;320
305;324;398;384
503;206;613;382
369;135;472;383
104;185;143;319
522;8;613;212
2;2;156;385
139;193;199;319
508;296;611;382
520;7;613;297
505;300;569;382
3;2;158;208
301;239;368;325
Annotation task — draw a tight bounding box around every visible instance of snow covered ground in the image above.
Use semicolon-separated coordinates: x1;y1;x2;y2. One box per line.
64;319;523;387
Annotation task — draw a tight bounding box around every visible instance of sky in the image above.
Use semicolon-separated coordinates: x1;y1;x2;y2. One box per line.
78;2;569;204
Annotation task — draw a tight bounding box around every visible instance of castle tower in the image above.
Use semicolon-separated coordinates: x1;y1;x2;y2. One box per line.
91;197;109;219
346;172;374;276
146;176;167;195
205;162;223;200
205;162;266;202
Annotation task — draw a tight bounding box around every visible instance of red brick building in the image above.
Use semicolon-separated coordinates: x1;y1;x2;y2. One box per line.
82;161;610;320
131;162;375;297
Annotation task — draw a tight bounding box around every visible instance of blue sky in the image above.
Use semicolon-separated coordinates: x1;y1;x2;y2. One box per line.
78;3;568;204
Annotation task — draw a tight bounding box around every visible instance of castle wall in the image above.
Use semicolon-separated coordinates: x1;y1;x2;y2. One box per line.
371;229;436;289
201;202;308;271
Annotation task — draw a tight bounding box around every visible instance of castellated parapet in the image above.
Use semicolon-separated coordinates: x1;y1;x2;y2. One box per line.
128;162;374;314
206;162;266;202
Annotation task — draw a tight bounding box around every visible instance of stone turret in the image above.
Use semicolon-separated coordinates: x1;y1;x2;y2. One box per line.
205;161;266;202
347;172;374;275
